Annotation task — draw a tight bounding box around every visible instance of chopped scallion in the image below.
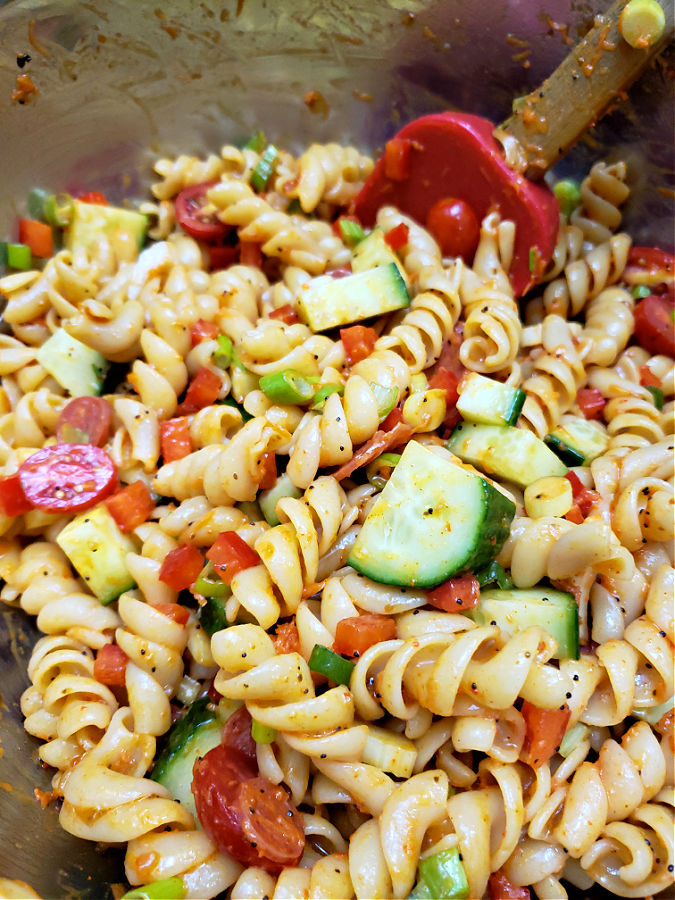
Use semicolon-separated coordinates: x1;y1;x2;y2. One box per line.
7;243;32;270
646;385;664;410
259;369;315;405
338;218;366;246
43;192;74;228
558;722;590;757
311;383;344;410
27;187;50;221
251;719;277;743
370;382;398;419
198;595;231;636
631;284;651;299
553;179;581;217
308;644;355;685
121;877;186;900
418;848;470;899
251;145;279;192
194;562;230;600
243;130;267;153
213;334;233;369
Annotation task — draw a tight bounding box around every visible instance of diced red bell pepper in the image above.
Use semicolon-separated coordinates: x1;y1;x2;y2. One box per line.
151;601;190;625
427;574;480;612
94;643;129;686
333;614;397;659
576;387;606;420
521;700;571;768
488;871;531;900
257;452;277;490
384;138;414;181
159;543;204;592
272;619;300;655
340;324;378;365
639;364;661;388
191;319;220;345
240;241;263;268
176;367;222;415
565;503;584;525
269;304;300;324
18;218;53;258
384;223;409;251
76;191;107;205
565;471;599;518
105;480;155;533
429;366;463;430
160;417;193;463
0;472;33;516
206;531;261;585
208;244;238;271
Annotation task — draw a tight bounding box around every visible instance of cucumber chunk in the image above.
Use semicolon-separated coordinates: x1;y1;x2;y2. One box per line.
348;441;515;588
447;423;568;487
456;372;525;427
56;504;136;604
351;228;407;282
259;474;303;526
36;328;109;397
545;416;609;466
470;587;579;659
65;200;148;255
297;262;409;332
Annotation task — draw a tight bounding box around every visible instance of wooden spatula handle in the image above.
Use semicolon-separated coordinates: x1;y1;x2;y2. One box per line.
498;0;674;180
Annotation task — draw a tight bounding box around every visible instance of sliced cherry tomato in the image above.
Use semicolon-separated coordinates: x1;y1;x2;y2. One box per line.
175;181;229;243
565;471;599;518
208;244;238;271
623;246;674;287
257;452;277;491
151;601;190;625
430;322;465;379
427;574;480;612
340;324;378;365
575;387;606;421
240;241;263;268
18;444;117;513
0;472;33;516
105;480;155;533
639;364;661;388
426;197;480;263
18;218;53;258
333;418;415;481
521;700;571;768
488;871;531;900
268;304;300;324
634;293;675;357
333;613;397;659
158;543;204;592
56;396;112;447
222;706;256;765
191;319;220;345
76;191;107;205
176;367;222;415
192;745;305;873
160;417;193;463
206;531;261;585
384;223;409;251
94;643;128;686
272;619;300;655
384;138;414;181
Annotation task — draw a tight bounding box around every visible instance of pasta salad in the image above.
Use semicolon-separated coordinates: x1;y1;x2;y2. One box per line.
0;133;673;900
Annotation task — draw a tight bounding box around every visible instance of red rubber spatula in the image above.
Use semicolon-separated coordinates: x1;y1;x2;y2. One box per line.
353;0;673;296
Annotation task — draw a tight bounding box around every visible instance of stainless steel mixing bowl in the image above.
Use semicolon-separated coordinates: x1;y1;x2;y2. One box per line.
0;1;673;896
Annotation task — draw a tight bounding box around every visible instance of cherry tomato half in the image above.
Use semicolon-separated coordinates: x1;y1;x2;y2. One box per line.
18;444;117;513
634;292;675;357
175;181;230;243
56;396;112;447
426;197;480;262
192;744;305;873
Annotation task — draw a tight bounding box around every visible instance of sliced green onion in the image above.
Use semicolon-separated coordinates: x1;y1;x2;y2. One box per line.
311;383;344;410
259;369;314;405
286;198;303;215
251;719;277;744
194;561;231;600
558;722;590;757
121;877;186;900
646;385;664;410
370;382;398;419
408;878;435;900
43;192;74;228
199;595;231;636
338;218;366;246
632;695;674;725
251;145;279;192
418;848;470;900
231;348;251;373
308;644;355;685
475;560;514;590
631;284;652;299
218;395;253;422
0;242;8;266
212;334;233;369
28;187;50;221
7;243;32;270
243;130;267;153
366;452;401;490
553;179;582;217
528;246;536;272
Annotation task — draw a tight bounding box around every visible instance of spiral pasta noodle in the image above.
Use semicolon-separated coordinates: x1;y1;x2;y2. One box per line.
570;160;631;246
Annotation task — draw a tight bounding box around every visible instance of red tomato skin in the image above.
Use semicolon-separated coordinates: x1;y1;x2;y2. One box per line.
565;472;599;518
333;614;397;659
19;444;117;513
426;197;480;262
257;452;277;491
272;620;300;655
158;544;204;592
239;241;263;268
222;706;257;765
94;643;129;686
160;418;193;463
57;397;112;447
384;139;414;181
191;319;220;345
175;182;229;243
384;223;409;251
176;367;222;415
151;601;190;626
206;532;261;585
0;472;33;516
623;246;674;286
77;191;107;205
639;364;661;388
268;304;300;324
427;575;480;612
488;871;531;900
521;701;571;768
340;325;378;365
634;293;675;357
575;387;606;420
105;480;155;533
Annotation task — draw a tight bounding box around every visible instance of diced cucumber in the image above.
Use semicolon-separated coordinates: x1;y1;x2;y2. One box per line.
447;423;568;487
199;595;231;636
558;723;590;757
545;417;609;466
348;441;515;588
469;587;579;659
632;695;674;726
351;228;406;282
151;696;239;819
362;725;417;778
36;327;108;397
65;200;148;254
418;848;470;900
259;474;303;526
297;262;409;333
456;372;525;427
56;504;136;604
